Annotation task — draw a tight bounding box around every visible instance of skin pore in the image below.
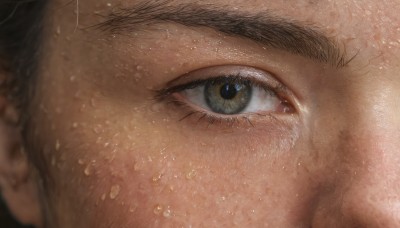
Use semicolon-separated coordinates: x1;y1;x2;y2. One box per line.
2;0;400;227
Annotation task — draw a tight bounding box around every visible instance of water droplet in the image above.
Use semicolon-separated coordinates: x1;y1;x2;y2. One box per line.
56;26;61;35
78;159;84;165
186;169;197;179
55;140;61;151
90;98;96;107
51;156;56;166
163;208;172;218
136;65;143;71
101;193;106;201
134;73;142;82
109;185;120;199
84;164;92;176
152;173;163;183
129;204;137;213
153;204;163;215
72;122;79;128
106;2;112;7
133;163;141;171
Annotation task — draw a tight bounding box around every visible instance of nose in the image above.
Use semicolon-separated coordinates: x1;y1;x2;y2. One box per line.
311;83;400;227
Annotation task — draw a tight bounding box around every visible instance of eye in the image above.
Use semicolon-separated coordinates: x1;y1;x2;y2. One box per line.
157;66;295;122
181;76;285;115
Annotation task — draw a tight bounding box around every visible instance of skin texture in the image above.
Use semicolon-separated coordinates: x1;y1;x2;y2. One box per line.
2;0;400;227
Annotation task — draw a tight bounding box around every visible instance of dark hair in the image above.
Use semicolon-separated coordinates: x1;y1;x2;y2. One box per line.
0;0;47;119
0;1;47;227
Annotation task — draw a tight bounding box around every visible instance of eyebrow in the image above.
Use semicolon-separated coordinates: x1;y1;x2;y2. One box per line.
95;1;351;68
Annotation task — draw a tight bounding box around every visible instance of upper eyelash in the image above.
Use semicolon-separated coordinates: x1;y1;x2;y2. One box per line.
155;74;283;101
152;73;294;128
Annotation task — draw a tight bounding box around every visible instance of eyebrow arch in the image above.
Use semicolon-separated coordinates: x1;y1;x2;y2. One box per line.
95;1;351;68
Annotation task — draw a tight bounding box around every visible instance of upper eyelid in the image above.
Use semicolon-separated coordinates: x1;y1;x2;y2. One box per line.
156;65;288;97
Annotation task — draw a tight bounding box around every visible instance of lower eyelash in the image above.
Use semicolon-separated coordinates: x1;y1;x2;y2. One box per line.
165;97;260;128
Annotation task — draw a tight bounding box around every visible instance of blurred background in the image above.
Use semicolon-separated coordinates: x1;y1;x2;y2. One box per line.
0;196;33;228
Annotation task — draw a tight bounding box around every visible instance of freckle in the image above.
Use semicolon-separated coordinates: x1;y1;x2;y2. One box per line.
153;204;163;215
55;140;61;151
186;169;197;180
109;185;120;199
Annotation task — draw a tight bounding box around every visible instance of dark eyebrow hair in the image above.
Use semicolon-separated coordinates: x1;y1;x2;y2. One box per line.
95;1;352;68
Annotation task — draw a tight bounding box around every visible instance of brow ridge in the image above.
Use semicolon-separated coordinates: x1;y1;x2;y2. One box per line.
95;0;349;67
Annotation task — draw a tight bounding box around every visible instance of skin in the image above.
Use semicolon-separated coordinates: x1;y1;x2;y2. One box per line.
2;0;400;227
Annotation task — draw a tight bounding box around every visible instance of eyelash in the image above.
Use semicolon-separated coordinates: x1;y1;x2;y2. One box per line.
154;74;293;128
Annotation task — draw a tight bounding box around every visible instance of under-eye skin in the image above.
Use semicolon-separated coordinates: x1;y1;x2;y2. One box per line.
156;65;296;126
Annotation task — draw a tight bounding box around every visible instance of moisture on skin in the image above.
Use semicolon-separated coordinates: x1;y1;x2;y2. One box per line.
2;0;400;227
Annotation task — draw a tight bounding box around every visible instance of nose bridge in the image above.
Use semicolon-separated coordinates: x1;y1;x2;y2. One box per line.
318;77;400;227
340;78;400;167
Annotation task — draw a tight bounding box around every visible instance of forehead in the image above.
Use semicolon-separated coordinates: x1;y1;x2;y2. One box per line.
51;0;400;66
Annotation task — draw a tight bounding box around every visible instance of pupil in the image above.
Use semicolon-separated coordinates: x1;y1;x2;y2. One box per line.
220;83;237;100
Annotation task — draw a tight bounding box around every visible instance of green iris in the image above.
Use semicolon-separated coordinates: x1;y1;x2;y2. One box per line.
204;78;252;114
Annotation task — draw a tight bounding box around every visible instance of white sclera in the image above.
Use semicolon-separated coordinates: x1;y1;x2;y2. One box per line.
180;84;281;115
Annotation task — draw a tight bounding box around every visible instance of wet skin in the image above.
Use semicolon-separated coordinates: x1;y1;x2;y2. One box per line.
3;0;400;227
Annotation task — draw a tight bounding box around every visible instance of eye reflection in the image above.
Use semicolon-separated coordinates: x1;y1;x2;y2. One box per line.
204;78;252;114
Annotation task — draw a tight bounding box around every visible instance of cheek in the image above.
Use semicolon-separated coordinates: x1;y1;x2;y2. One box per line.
32;107;319;228
32;73;316;227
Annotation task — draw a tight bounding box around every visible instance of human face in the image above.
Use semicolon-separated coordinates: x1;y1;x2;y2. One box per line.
25;0;400;227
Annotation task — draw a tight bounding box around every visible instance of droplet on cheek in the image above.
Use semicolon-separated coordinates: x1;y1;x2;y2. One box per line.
153;204;163;215
152;173;163;183
84;165;92;176
55;140;61;151
186;169;197;180
109;185;121;199
134;73;142;82
163;208;172;218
